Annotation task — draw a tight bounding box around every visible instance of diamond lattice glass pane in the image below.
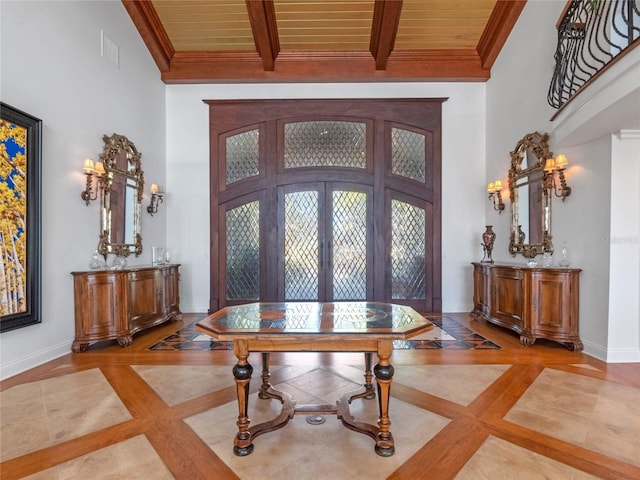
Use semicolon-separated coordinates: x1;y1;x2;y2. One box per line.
391;128;425;182
284;191;318;300
226;201;260;300
332;190;367;300
284;121;366;169
226;129;259;185
391;200;426;299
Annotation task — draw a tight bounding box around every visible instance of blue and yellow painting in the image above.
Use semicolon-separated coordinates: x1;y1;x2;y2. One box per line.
0;118;28;316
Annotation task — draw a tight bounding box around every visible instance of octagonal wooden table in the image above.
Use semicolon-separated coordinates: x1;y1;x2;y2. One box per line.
196;302;433;457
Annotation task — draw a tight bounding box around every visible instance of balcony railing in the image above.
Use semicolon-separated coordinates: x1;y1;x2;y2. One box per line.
548;0;640;109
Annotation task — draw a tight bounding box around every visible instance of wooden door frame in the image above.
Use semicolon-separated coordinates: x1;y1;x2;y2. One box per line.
207;98;444;313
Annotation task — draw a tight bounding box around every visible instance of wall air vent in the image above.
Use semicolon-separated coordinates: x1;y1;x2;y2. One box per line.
101;30;119;68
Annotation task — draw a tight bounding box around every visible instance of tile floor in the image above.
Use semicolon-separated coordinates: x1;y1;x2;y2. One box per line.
1;313;639;479
2;361;639;479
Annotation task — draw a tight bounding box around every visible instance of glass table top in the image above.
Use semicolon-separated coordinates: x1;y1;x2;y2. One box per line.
197;302;432;338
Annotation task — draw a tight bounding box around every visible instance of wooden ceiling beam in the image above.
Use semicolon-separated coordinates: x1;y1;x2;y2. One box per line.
121;0;174;72
161;50;489;83
369;0;403;70
245;0;280;71
122;0;523;84
477;0;527;70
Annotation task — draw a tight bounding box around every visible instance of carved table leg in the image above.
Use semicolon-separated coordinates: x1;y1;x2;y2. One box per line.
349;352;376;402
259;352;271;399
257;352;285;402
373;342;395;457
232;340;254;456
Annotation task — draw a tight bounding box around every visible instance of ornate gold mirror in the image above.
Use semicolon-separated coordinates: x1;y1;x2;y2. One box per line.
97;133;143;257
508;132;553;259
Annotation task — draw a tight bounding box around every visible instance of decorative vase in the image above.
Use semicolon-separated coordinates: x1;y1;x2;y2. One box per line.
113;255;127;270
89;249;104;270
481;226;496;264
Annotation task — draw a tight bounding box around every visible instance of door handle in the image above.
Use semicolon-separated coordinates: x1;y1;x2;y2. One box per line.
319;239;324;268
327;241;332;268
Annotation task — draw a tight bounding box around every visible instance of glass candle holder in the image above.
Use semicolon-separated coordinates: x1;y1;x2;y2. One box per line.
152;246;164;266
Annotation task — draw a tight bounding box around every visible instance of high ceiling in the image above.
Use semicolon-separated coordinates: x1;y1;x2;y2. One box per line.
122;0;526;83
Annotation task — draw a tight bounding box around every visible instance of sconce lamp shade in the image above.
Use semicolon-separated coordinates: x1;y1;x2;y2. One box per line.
555;154;568;169
487;180;503;193
487;179;505;213
544;158;556;172
82;159;95;173
80;158;105;205
94;161;105;176
545;154;572;202
147;183;164;216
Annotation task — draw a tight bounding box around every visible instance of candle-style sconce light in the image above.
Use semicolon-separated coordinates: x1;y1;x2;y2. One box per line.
147;183;164;216
544;154;572;201
80;158;105;205
487;180;505;213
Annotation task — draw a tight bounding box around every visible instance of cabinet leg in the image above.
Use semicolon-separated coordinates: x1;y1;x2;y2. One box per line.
72;341;89;353
520;335;535;347
117;336;132;347
567;341;584;352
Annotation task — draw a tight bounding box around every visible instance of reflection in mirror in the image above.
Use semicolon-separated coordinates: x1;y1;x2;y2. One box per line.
508;132;553;259
97;134;144;257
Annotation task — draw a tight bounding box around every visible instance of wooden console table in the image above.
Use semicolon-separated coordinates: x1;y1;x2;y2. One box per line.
471;262;582;351
71;264;182;352
196;302;433;457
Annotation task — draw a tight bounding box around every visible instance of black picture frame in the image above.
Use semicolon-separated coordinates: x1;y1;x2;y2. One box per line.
1;102;42;332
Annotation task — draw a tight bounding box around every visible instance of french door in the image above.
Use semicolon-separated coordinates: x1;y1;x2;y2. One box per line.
209;99;443;313
280;183;372;302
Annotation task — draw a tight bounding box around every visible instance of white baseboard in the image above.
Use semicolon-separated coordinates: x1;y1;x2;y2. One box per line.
581;339;640;363
605;348;640;363
581;339;607;362
181;304;209;314
0;341;72;381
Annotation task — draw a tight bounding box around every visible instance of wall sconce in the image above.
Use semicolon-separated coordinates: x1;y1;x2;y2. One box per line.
544;154;572;201
487;180;505;213
80;158;105;205
147;183;164;216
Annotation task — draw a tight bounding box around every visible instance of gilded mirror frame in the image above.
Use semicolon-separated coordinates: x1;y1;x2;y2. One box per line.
97;133;144;257
508;132;553;259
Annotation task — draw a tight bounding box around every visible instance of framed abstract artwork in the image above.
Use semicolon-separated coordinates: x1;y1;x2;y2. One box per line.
1;103;42;332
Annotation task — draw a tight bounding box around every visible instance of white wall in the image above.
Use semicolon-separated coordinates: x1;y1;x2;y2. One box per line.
608;132;640;361
553;137;612;353
1;1;487;379
2;0;637;379
486;0;560;261
0;1;166;379
165;83;487;314
487;0;640;360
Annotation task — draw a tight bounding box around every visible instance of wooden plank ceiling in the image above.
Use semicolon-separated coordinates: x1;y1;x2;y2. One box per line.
122;0;526;83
